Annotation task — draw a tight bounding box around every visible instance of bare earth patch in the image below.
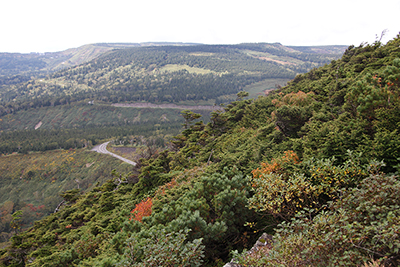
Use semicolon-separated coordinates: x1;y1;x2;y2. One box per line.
86;162;94;168
34;121;43;130
258;57;296;66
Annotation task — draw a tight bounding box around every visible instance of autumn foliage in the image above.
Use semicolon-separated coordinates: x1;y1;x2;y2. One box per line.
249;151;315;220
251;150;299;178
130;198;153;222
271;90;315;108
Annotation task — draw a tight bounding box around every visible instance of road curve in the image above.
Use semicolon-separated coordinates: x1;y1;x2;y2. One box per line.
91;141;137;166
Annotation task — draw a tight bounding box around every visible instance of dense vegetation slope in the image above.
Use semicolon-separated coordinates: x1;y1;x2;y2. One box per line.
1;35;399;266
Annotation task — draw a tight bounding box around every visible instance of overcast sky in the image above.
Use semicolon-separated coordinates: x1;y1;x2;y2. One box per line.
1;0;399;53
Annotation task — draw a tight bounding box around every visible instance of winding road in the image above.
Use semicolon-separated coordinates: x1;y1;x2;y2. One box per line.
91;141;137;166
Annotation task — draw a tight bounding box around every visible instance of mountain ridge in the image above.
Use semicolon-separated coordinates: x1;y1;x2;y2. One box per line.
0;42;347;76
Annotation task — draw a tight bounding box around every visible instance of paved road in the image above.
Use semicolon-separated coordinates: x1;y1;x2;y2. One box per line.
91;141;137;166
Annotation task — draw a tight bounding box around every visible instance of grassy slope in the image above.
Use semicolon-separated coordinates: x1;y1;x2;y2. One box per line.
0;148;134;247
0;148;133;206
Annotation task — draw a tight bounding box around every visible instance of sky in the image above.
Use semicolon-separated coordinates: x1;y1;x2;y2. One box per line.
1;0;399;53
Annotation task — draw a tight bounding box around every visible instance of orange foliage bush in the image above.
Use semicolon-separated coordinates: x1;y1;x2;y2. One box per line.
130;198;153;222
248;151;317;220
272;90;315;108
251;150;299;179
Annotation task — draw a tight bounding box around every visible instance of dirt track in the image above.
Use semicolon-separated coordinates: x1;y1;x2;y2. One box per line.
112;102;223;111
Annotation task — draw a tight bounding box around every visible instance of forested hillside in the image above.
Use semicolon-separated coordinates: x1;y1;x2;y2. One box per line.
0;42;345;156
0;42;179;77
1;35;399;267
0;43;345;117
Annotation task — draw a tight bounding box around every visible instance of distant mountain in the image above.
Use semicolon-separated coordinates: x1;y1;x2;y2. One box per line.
0;42;347;78
0;42;201;77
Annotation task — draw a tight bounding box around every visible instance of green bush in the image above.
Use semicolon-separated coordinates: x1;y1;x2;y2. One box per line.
118;228;204;267
234;172;400;266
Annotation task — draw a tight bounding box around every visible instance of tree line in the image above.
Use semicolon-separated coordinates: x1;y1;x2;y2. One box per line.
0;123;182;155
